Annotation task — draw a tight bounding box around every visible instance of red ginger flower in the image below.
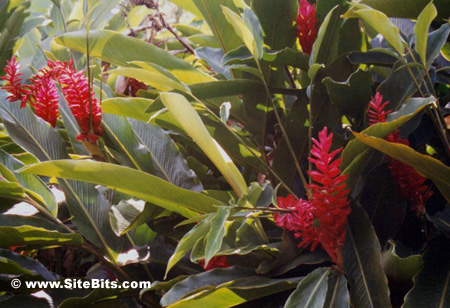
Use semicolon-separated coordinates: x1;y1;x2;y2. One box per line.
29;68;59;127
275;128;350;267
297;0;319;55
368;93;432;216
1;56;31;108
48;60;102;142
199;256;230;271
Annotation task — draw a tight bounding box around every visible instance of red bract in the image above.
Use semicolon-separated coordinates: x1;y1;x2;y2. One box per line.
29;69;59;127
199;256;230;271
275;128;350;267
368;92;432;216
297;0;319;55
1;56;31;107
48;60;102;142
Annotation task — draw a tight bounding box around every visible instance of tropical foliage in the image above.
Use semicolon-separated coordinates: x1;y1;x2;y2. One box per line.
0;0;450;307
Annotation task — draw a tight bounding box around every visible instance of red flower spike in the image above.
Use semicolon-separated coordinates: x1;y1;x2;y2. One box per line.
29;68;59;127
297;0;319;55
275;128;350;268
1;56;31;107
48;60;102;142
199;256;230;271
368;92;433;216
127;78;148;97
368;92;392;125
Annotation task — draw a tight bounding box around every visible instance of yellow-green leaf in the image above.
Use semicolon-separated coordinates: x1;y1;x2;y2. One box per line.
353;132;450;202
414;1;437;66
160;93;248;197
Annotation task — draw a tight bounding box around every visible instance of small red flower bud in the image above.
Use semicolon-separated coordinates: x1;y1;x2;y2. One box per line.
1;56;31;108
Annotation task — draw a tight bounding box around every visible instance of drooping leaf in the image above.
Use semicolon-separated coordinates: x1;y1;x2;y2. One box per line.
55;30;214;85
323;271;350;308
403;237;450;308
342;203;392;308
0;226;82;247
20;160;221;218
129;118;203;191
0;248;56;280
160;92;247;197
353;131;450;202
284;267;329;308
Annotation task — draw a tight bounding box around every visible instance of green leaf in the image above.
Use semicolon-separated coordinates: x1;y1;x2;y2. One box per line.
0;180;25;200
323;69;373;126
222;7;263;60
359;0;449;20
129;118;203;191
192;0;242;53
59;96;90;156
284;267;329;308
382;241;422;285
343;4;405;55
0;248;56;279
251;0;298;50
166;217;212;277
102;97;152;122
403;237;450;308
55;30;214;85
353;131;450;202
323;271;350;308
160;92;248;197
311;5;342;65
414;2;437;66
59;288;133;308
164;273;302;308
204;207;230;266
343;203;392;308
20;160;220;217
0;226;82;247
0;3;29;73
108;67;189;92
341;100;430;170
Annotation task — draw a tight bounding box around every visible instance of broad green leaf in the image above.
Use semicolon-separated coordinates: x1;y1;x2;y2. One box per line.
129;118;203;191
164;273;302;308
169;0;202;17
204;207;230;266
20;160;221;217
382;241;422;285
0;148;57;214
102;114;154;173
353;132;450;202
102;97;152;122
0;248;56;279
160;93;248;197
343;203;392;308
344;5;405;54
55;30;214;85
324;272;350;308
359;0;449;20
222;7;263;60
192;0;242;53
414;2;437;66
0;180;25;200
0;3;29;73
0;214;67;233
0;99;121;256
403;237;450;308
161;266;256;306
323;69;373;126
0;226;82;246
108;68;189;92
251;0;298;50
342;100;430;170
311;5;342;65
166;217;212;277
284;267;329;308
